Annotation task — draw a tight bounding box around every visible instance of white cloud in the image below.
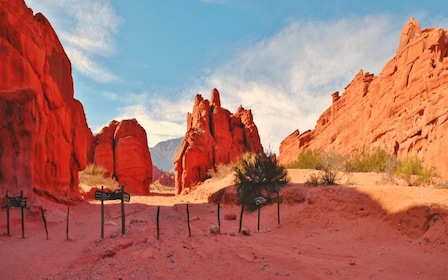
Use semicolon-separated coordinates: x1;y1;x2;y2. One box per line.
73;12;407;157
95;91;191;147
109;15;402;154
192;15;401;153
25;0;122;82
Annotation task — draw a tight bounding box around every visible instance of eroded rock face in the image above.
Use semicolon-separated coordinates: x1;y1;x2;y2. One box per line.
174;88;263;195
0;0;92;196
279;18;448;178
91;119;152;195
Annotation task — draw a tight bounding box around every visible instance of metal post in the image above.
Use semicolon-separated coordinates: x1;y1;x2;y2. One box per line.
101;186;104;239
238;204;244;233
66;206;70;241
277;191;281;225
121;185;125;236
41;207;48;240
6;191;10;236
186;204;191;237
217;202;221;228
20;190;24;238
156;206;160;240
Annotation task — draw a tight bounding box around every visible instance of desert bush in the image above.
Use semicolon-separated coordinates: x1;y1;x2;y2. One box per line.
287;149;322;169
82;163;107;176
207;163;235;179
395;155;434;186
79;164;118;189
234;153;290;211
305;173;320;186
344;147;394;173
320;152;345;185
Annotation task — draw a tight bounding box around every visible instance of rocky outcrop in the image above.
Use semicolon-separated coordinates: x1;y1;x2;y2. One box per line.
0;0;92;196
174;88;263;195
153;165;175;187
279;18;448;178
91;119;152;195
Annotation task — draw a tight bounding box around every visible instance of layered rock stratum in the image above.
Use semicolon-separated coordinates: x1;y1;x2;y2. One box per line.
279;18;448;179
174;89;263;194
0;0;92;196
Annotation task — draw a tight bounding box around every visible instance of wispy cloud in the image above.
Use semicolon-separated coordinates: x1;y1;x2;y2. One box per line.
96;91;191;147
25;0;122;83
115;15;403;153
192;15;401;152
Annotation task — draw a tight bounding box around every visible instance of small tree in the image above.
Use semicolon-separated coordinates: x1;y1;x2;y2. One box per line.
234;153;290;231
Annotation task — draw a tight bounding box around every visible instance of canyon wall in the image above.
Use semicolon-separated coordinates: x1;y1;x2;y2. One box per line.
279;18;448;178
0;0;92;196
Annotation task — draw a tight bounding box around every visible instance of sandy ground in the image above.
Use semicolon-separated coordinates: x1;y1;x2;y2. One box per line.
1;170;448;280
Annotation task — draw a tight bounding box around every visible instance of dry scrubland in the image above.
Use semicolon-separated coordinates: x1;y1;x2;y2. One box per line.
1;170;448;279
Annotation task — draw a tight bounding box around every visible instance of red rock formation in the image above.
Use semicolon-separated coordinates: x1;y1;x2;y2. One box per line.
153;165;175;187
174;88;263;195
279;18;448;178
0;0;92;196
91;119;152;195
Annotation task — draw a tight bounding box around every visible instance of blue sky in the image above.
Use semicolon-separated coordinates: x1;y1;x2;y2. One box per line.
25;0;447;153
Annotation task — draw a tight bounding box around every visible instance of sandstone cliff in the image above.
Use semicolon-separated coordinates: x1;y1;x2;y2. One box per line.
91;119;153;195
174;89;263;194
0;0;92;196
279;18;448;178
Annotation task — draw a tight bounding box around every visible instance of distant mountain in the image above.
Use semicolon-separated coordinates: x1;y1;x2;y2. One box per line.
150;137;183;171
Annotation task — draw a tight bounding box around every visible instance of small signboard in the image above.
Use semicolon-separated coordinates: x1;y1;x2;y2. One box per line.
122;193;130;203
255;196;267;206
8;196;27;208
95;190;130;202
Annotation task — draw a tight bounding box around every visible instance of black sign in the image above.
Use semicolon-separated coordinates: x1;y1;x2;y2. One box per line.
95;190;130;202
8;196;27;208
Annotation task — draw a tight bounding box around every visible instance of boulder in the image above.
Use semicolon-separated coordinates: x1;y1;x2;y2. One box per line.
0;0;92;196
279;18;448;179
174;89;263;195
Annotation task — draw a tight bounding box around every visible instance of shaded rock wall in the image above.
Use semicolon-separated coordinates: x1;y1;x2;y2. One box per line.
0;0;92;195
279;18;448;178
174;89;263;195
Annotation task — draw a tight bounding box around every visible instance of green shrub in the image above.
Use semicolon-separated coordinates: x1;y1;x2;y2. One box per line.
234;153;289;211
287;149;322;169
344;147;393;173
395;155;433;186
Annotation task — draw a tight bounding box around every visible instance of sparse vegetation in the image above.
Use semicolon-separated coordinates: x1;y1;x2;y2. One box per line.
290;148;438;187
207;163;235;179
320;152;345;185
287;149;322;169
395;154;434;186
79;163;119;190
344;147;394;173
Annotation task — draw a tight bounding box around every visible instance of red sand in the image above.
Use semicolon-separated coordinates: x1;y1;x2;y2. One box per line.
1;170;447;279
